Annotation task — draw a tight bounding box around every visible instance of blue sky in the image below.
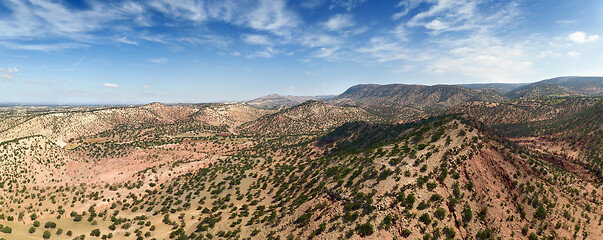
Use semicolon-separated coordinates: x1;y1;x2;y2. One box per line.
0;0;602;104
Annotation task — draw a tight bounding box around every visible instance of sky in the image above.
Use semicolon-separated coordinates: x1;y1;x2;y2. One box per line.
0;0;602;104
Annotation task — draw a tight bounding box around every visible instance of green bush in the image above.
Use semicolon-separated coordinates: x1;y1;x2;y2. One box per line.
43;231;51;239
434;207;446;220
355;223;374;237
44;221;57;229
534;205;547;220
91;229;101;237
462;204;473;224
419;213;431;225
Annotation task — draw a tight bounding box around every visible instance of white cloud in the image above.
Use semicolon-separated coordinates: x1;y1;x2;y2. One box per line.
324;14;355;31
425;19;447;30
143;85;150;89
148;0;207;22
0;41;87;52
241;34;272;45
424;36;534;82
301;0;326;9
357;36;409;63
330;0;368;11
0;67;19;73
568;32;599;44
0;74;13;81
402;0;519;35
538;51;561;58
315;46;340;59
103;83;118;88
149;58;168;64
0;67;19;82
0;0;146;41
567;51;580;57
247;47;277;58
300;34;341;47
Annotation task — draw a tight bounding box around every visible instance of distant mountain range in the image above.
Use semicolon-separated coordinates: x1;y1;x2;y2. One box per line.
248;77;603;112
246;94;333;109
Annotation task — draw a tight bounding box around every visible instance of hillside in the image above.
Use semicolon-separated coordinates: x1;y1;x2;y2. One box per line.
327;84;503;110
188;103;275;131
505;83;579;99
459;83;526;93
539;76;603;96
0;113;598;240
238;100;381;136
496;100;603;180
446;97;601;125
246;94;333;109
0;103;194;146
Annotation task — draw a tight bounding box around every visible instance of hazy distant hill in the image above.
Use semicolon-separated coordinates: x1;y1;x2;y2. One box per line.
238;100;381;136
246;94;333;109
538;76;603;95
327;84;503;110
505;83;578;99
459;83;526;93
0;102;193;144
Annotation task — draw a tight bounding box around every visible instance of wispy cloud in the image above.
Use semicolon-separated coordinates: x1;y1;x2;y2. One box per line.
103;83;119;88
0;67;19;73
0;67;18;82
74;56;86;68
118;37;138;45
242;34;272;45
0;41;88;52
330;0;368;11
324;14;355;31
149;58;168;64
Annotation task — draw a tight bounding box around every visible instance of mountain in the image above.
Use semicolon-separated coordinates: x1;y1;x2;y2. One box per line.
0;103;194;146
327;84;504;111
496;100;603;180
0;79;601;240
246;94;333;109
238;100;381;136
188;103;276;131
538;76;603;95
446;97;601;125
505;83;578;99
459;83;526;93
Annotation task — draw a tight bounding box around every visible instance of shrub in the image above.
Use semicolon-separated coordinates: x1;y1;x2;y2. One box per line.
33;221;40;227
43;231;51;239
29;226;36;234
462;204;473;224
355;223;374;237
443;226;455;238
417;200;429;210
1;226;11;234
534;205;547;220
44;221;57;229
434;207;446;220
91;229;101;237
419;213;431;225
